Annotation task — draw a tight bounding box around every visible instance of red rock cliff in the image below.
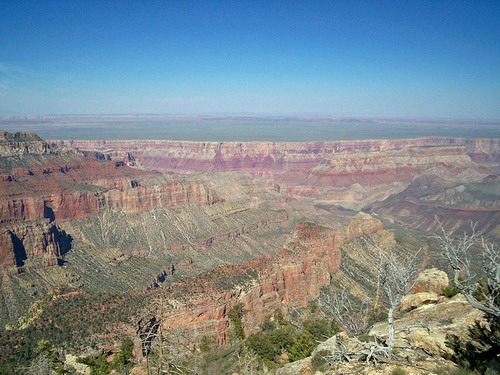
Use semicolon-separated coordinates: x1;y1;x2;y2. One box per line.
0;131;219;271
55;137;499;176
56;138;493;209
0;220;71;271
155;213;383;344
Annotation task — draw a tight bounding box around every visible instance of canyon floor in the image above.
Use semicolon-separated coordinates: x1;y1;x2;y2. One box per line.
0;129;498;374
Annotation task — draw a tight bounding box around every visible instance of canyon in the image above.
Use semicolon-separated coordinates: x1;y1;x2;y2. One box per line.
57;137;499;233
0;130;498;366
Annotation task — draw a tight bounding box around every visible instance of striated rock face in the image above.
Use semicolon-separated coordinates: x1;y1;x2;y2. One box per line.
55;138;495;209
156;213;384;344
0;131;219;271
0;130;55;156
0;220;71;271
365;174;500;237
0;145;219;223
54;137;500;174
1;183;217;223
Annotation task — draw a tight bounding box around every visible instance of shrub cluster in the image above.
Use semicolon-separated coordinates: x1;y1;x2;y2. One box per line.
244;310;340;363
77;337;134;375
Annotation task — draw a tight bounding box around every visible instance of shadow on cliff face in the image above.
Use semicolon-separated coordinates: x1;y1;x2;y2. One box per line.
52;226;72;258
10;232;27;267
43;202;55;222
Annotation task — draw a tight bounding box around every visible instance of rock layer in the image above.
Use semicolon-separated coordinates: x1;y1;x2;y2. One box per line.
55;138;495;209
157;213;384;343
54;137;500;172
0;131;218;270
365;175;500;236
0;221;71;271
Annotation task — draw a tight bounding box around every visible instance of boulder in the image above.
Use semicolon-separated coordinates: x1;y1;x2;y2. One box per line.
370;294;483;356
413;268;449;295
276;357;312;375
399;292;440;312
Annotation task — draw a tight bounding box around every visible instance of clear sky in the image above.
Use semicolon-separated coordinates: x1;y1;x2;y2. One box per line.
0;0;499;118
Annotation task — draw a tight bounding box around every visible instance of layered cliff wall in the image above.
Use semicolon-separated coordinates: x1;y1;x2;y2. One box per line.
0;221;71;272
56;138;494;210
55;137;500;174
156;213;384;344
365;175;500;237
1;182;217;223
0;131;219;271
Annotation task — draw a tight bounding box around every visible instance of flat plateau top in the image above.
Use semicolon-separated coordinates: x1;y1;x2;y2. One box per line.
0;115;498;141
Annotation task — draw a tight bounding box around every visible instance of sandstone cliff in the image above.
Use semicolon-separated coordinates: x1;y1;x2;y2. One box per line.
55;137;495;209
0;220;71;271
0;131;219;271
155;213;384;344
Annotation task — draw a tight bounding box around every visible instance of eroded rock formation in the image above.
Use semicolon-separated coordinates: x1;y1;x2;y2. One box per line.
156;213;384;343
365;174;500;236
1;130;498;354
0;131;219;271
55;137;496;210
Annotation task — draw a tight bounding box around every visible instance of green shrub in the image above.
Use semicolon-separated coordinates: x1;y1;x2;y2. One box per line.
286;332;315;362
35;340;70;375
268;326;295;349
442;285;459;298
199;335;216;352
303;319;331;342
228;303;246;341
78;353;111;375
112;337;134;371
456;369;480;375
274;308;289;327
77;338;134;375
309;301;319;313
245;333;278;361
259;317;275;331
245;324;296;362
435;365;482;375
445;315;500;374
330;319;341;335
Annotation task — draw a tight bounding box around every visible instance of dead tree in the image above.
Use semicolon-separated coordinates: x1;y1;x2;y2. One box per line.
437;221;499;317
319;286;371;337
319;236;422;362
137;314;160;375
371;241;422;350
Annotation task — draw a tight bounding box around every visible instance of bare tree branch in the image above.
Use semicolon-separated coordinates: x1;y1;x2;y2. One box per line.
436;219;499;317
319;286;371;337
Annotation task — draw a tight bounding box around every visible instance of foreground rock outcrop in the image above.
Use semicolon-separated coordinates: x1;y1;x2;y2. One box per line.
370;294;483;357
277;268;481;375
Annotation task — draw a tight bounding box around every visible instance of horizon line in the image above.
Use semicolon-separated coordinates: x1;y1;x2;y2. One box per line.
1;113;499;123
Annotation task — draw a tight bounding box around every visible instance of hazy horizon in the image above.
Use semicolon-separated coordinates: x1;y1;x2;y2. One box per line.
1;114;498;141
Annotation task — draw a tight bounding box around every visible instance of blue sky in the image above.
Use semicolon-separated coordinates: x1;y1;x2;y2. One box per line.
0;0;499;118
